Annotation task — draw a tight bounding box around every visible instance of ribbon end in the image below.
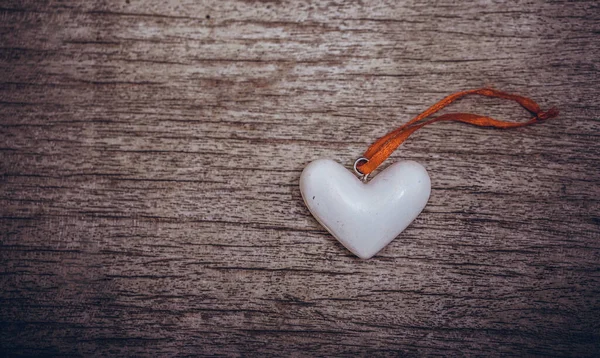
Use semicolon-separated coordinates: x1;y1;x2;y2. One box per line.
537;107;559;121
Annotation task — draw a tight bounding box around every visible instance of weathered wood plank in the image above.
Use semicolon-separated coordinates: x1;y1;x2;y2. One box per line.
1;0;599;356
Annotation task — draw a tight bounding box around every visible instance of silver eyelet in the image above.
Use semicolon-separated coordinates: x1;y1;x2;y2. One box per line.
353;157;370;182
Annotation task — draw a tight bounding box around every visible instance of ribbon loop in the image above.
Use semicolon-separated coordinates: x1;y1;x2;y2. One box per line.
356;88;559;175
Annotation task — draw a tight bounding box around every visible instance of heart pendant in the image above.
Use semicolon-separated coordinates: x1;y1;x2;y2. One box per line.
300;159;431;259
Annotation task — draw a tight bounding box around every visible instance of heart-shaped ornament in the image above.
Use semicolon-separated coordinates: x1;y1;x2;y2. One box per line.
300;159;431;259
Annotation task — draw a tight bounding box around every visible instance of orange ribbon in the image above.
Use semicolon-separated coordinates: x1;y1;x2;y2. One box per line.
356;88;559;176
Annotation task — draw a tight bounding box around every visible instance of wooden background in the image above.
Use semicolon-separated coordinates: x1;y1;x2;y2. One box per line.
1;0;599;356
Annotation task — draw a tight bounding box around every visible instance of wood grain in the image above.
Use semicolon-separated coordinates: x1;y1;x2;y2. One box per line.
1;0;599;356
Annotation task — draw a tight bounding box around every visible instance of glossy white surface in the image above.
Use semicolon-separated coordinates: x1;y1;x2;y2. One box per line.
300;159;431;259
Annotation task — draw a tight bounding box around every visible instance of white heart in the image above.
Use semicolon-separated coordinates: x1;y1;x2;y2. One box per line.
300;159;431;259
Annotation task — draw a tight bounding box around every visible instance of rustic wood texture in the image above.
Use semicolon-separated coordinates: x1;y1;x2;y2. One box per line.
1;0;599;356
